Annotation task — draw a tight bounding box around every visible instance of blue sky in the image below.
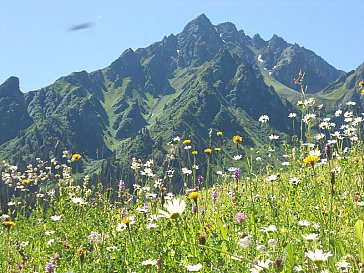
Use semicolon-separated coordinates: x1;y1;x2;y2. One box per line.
1;0;363;91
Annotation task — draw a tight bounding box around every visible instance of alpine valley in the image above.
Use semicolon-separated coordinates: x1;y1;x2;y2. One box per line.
1;14;363;190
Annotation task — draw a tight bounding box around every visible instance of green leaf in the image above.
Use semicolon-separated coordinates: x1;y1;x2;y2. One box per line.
217;217;227;240
220;241;228;258
354;220;364;261
355;220;364;241
286;243;294;268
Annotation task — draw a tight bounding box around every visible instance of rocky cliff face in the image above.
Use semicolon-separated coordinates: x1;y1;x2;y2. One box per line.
0;77;32;145
259;35;345;93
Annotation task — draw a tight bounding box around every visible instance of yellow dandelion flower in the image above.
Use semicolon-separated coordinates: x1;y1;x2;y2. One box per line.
204;224;215;234
233;135;243;145
182;139;191;145
76;247;83;256
21;179;30;185
72;154;81;161
3;221;15;229
361;89;364;96
303;155;320;167
192;150;198;155
217;131;223;137
121;217;132;226
214;147;222;152
359;80;364;88
76;247;86;262
55;174;61;179
204;148;212;154
188;192;200;200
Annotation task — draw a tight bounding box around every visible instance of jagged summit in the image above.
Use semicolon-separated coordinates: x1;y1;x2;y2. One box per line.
0;76;21;97
188;13;212;26
215;22;238;34
269;34;288;48
252;34;267;49
0;76;32;145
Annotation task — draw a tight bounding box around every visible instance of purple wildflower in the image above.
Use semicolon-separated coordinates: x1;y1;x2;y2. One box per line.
121;208;127;219
63;241;70;249
197;175;204;186
201;209;205;217
45;262;55;273
212;190;218;203
143;202;149;217
234;168;241;181
119;180;126;192
192;204;197;214
354;192;360;202
17;263;24;270
234;212;247;223
325;143;332;160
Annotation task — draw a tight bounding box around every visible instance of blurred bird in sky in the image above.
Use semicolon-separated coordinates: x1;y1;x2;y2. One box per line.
67;22;94;32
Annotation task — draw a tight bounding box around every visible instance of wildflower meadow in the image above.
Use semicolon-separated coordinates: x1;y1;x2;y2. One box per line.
1;78;364;272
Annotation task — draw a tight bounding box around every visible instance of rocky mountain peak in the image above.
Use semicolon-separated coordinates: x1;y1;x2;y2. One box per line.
215;22;238;34
268;34;288;50
0;76;32;145
252;34;267;49
108;48;143;82
187;13;212;28
0;76;21;98
177;14;223;66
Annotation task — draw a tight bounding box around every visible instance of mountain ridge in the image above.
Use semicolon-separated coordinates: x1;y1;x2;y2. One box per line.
0;14;361;189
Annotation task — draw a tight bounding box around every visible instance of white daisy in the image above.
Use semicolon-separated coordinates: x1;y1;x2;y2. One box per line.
51;215;62;221
301;233;318;241
185;263;202;272
250;259;270;273
158;198;186;219
259;115;269;123
288;113;297;118
233;155;242;161
298;220;310;227
305;249;332;263
261;225;277;233
71;197;87;205
142;259;158;267
238;235;252;248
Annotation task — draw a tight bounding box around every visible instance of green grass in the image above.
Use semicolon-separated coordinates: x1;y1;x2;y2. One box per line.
1;97;364;272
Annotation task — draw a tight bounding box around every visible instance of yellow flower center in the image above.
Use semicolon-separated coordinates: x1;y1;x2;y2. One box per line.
21;179;30;185
182;139;191;145
170;212;180;219
72;154;81;161
3;221;15;228
188;192;200;200
303;155;320;166
204;148;212;154
233;135;243;144
121;218;131;226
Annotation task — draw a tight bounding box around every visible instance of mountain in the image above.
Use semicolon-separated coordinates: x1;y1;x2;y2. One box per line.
0;77;32;145
317;62;364;109
258;34;345;93
0;14;359;189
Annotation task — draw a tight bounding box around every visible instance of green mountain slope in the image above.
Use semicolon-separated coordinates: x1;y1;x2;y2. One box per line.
0;14;359;187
